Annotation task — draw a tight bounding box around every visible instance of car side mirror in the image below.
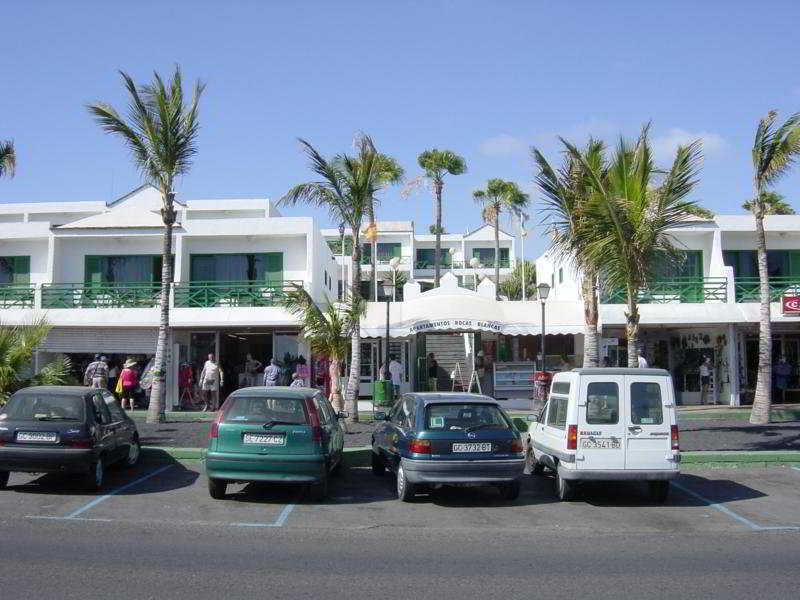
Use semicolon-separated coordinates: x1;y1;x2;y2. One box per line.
526;414;538;423
374;411;387;421
337;411;350;419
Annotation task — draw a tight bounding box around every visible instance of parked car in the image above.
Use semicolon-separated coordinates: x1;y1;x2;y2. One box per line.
527;368;680;502
371;393;526;502
205;387;346;500
0;386;141;490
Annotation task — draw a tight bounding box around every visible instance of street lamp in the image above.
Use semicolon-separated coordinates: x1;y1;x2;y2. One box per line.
389;256;401;302
469;256;481;291
380;275;397;386
537;282;551;373
338;222;346;300
448;247;455;276
521;223;529;302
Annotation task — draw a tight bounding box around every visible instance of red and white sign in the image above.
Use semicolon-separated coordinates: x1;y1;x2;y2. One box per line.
782;295;800;315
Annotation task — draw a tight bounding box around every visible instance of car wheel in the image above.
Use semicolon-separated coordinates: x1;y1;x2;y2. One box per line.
208;477;227;500
0;470;9;489
499;480;521;501
555;468;575;501
310;474;328;501
648;481;670;503
371;451;385;476
396;464;416;502
124;439;141;468
87;458;104;491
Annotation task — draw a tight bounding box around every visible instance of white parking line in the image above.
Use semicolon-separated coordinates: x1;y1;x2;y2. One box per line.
231;503;295;528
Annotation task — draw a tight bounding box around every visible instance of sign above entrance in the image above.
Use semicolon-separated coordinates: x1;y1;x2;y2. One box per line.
782;295;800;315
409;319;502;333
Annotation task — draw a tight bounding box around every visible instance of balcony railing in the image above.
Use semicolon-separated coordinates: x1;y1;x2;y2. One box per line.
0;284;36;308
41;282;162;309
734;276;800;303
601;277;728;304
173;280;302;308
414;259;510;269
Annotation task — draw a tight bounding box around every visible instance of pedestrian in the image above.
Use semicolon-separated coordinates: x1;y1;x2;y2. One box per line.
637;349;648;368
263;358;280;386
699;356;714;405
427;353;438;391
774;356;792;403
107;361;120;395
243;353;262;387
199;353;223;411
290;372;305;388
388;355;403;397
83;354;109;388
120;358;139;411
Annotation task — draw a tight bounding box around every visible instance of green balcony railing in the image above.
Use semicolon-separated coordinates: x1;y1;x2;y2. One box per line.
601;277;728;304
0;284;36;308
414;260;459;269
173;280;302;308
41;282;162;309
734;276;800;303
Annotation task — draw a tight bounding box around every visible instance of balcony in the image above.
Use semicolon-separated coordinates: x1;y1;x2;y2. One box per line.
173;280;302;308
601;278;728;304
0;284;36;308
41;282;161;309
734;276;800;303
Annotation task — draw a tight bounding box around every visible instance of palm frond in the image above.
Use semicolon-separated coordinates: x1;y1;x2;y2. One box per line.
0;139;16;178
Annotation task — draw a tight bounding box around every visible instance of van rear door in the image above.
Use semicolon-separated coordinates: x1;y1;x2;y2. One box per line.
577;375;626;470
624;376;674;470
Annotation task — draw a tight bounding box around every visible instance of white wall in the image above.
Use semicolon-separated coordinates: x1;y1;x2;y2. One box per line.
722;231;800;251
0;239;49;284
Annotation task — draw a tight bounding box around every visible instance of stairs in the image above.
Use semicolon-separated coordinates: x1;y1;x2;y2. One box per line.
425;334;472;391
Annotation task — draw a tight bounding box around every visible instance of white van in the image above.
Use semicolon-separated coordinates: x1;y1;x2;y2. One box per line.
527;368;680;502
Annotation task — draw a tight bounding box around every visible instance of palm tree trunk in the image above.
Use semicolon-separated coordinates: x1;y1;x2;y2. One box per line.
146;195;176;424
368;204;377;301
329;358;343;413
581;270;599;367
625;285;640;369
494;205;500;300
434;180;443;287
345;235;362;423
750;193;772;424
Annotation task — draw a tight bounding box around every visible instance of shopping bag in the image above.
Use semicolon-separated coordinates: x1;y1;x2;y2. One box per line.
115;377;123;394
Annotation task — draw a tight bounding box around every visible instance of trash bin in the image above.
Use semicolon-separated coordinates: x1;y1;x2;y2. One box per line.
372;380;394;407
532;371;552;413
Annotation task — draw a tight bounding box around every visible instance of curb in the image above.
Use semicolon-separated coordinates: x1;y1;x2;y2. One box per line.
681;450;800;465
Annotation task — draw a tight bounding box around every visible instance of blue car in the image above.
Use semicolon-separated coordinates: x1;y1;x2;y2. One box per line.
371;393;526;502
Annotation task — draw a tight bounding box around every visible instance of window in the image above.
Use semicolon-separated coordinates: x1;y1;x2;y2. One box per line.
321;397;338;421
546;396;568;429
92;393;112;425
654;250;703;279
416;248;450;267
190;253;283;283
586;382;619;424
223;395;307;424
104;395;127;422
472;248;509;267
85;255;162;284
724;249;800;279
551;381;570;395
0;256;30;285
424;403;510;431
3;393;84;421
558;268;563;284
551;273;555;288
630;382;664;425
313;396;332;424
377;243;401;263
389;399;408;427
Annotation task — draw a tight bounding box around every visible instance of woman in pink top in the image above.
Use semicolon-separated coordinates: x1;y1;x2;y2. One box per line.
120;359;139;411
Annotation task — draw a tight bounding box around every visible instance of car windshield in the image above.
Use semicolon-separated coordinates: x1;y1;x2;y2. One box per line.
223;396;308;425
1;393;85;421
425;403;510;431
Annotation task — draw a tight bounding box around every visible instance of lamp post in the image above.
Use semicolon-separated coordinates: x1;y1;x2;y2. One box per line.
448;247;455;277
469;256;481;291
389;256;400;302
537;282;551;373
338;222;346;300
520;219;528;302
380;275;397;384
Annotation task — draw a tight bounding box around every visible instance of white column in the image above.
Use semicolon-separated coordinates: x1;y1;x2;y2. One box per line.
727;323;740;406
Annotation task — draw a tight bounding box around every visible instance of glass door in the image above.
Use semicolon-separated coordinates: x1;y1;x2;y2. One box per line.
358;341;376;397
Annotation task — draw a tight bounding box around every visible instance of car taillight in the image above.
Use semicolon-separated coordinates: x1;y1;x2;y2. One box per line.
510;438;523;453
567;424;577;450
209;398;231;439
409;439;431;454
671;425;680;450
67;440;93;449
306;399;323;442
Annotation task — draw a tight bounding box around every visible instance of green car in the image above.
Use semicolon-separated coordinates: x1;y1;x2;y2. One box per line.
205;387;347;500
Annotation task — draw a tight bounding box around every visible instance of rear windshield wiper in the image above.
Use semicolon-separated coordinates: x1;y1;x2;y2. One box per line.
465;423;506;433
262;420;299;429
34;416;79;421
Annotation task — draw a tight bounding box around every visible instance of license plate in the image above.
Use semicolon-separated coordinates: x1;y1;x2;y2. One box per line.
16;431;58;443
581;438;620;449
243;433;285;445
452;442;492;453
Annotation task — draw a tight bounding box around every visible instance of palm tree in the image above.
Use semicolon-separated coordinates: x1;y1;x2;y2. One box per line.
0;140;15;178
281;286;364;412
497;260;536;301
748;111;800;425
685;204;716;219
564;125;703;367
743;190;796;215
417;149;467;287
534;139;607;367
281;135;400;422
473;179;530;299
87;67;205;424
0;318;73;403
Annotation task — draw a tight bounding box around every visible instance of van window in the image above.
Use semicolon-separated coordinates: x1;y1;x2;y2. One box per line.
551;381;570;395
586;382;619;424
631;383;664;424
546;396;568;430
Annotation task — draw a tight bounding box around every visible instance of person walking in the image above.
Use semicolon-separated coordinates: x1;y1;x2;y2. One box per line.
84;354;109;388
244;353;262;387
263;358;281;386
774;356;792;403
637;349;648;368
699;356;714;405
290;372;305;388
199;353;223;411
120;359;139;411
388;355;403;397
427;353;438;391
107;362;120;395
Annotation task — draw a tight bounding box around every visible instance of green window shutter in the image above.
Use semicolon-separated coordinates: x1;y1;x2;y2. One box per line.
500;248;509;262
85;256;103;284
265;253;283;283
686;251;703;278
788;251;800;277
152;256;164;283
12;256;30;284
392;244;401;258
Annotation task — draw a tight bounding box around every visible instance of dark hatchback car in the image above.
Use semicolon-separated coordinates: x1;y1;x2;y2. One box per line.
0;386;140;490
371;393;526;502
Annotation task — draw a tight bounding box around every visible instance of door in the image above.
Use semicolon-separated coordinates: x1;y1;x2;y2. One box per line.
382;396;413;469
91;391;118;461
102;391;135;461
624;376;673;470
359;341;377;396
320;396;344;463
577;376;626;470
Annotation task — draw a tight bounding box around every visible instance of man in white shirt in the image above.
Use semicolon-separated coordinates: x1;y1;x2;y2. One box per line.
388;355;403;396
199;353;223;411
699;357;713;404
637;349;648;368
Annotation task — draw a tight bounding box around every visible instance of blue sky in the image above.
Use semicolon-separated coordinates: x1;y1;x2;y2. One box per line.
2;1;800;258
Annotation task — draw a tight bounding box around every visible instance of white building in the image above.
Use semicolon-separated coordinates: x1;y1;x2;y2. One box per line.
1;185;340;408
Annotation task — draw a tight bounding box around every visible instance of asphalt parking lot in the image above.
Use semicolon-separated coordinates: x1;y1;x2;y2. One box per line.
2;460;799;535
